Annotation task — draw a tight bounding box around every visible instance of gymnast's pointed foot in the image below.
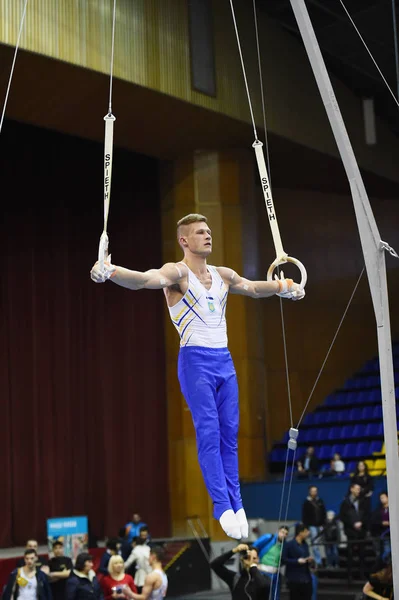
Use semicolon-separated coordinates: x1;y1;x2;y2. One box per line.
219;509;241;539
235;508;249;539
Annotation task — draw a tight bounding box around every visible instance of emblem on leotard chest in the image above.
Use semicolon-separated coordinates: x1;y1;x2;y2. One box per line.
207;296;215;312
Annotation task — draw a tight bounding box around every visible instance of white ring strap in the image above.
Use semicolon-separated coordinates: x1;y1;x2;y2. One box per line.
253;140;308;289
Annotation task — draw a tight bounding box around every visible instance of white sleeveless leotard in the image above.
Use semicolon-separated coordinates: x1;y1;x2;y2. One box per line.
168;265;229;348
149;569;168;599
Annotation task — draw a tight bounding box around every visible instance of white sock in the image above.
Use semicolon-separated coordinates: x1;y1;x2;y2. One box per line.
219;509;241;539
236;508;249;539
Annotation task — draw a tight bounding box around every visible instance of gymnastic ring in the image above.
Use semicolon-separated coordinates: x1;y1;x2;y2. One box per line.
267;256;307;289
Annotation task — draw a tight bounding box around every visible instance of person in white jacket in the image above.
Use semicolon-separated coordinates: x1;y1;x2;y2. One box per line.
124;538;151;593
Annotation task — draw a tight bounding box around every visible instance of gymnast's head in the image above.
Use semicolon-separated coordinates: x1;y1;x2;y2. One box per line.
177;213;212;258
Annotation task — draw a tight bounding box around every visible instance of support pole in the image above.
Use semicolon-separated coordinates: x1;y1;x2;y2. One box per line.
290;0;399;595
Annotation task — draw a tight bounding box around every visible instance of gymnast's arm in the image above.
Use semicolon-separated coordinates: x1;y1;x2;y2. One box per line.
90;261;187;290
217;267;303;299
217;267;279;298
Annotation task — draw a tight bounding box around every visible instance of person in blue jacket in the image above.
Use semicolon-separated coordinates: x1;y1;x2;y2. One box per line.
65;553;103;600
3;549;52;600
282;523;314;600
252;525;289;599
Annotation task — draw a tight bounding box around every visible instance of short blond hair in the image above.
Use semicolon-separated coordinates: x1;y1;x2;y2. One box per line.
108;554;124;575
177;214;207;229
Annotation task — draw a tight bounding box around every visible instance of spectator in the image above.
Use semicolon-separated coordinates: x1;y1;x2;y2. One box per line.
48;541;73;600
3;548;52;600
339;483;367;579
253;525;289;600
282;523;313;600
323;510;340;569
121;516;147;561
138;527;151;546
331;453;345;475
362;555;392;600
100;555;137;600
301;485;326;567
16;540;49;574
66;553;103;600
124;538;151;593
124;515;147;545
210;543;269;599
99;539;121;577
371;491;390;557
297;447;319;478
350;460;374;517
122;547;168;600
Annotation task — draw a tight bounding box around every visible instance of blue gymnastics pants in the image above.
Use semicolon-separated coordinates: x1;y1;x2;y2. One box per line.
178;346;243;520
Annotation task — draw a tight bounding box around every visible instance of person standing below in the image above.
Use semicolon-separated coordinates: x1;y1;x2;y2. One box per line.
66;553;103;600
350;460;374;519
210;543;269;600
3;549;52;600
125;516;147;545
124;538;151;593
323;511;340;569
252;526;289;599
16;541;49;574
100;555;137;600
371;491;390;558
302;485;326;567
123;547;167;600
340;483;367;579
282;524;314;600
90;213;304;539
99;539;121;577
48;541;73;600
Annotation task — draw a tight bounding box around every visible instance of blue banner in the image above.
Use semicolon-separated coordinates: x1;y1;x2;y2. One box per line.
47;516;88;559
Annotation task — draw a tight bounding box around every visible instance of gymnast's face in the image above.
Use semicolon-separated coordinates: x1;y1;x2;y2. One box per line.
179;221;212;257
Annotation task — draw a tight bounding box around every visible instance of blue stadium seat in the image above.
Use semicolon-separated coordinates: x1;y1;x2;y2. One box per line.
370;388;382;402
314;412;330;425
341;409;352;421
346;460;357;473
318;445;333;460
316;428;330;442
331;444;344;455
341;443;357;458
372;405;383;420
348;391;362;404
341;425;355;440
303;413;316;426
369;440;382;454
361;406;374;420
349;407;363;421
365;422;383;437
324;395;338;407
302;429;318;443
356;442;371;457
328;427;341;441
352;424;367;438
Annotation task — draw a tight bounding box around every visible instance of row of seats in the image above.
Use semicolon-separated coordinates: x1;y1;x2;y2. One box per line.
324;389;383;407
303;404;396;426
269;345;399;471
300;422;384;443
270;440;382;463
